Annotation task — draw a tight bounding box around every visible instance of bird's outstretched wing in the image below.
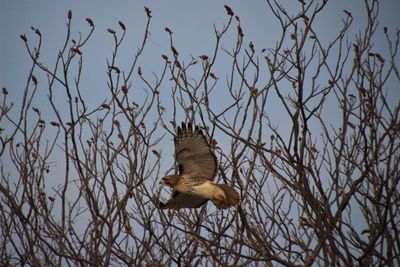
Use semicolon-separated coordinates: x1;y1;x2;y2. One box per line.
174;122;217;180
159;192;208;209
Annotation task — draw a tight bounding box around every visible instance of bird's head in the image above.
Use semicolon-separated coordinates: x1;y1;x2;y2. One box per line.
159;175;180;187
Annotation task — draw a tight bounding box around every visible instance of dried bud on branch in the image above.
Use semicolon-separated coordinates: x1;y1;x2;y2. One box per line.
71;47;82;55
144;7;152;18
101;104;111;110
121;85;128;94
224;5;234;16
118;21;126;31
161;54;169;62
32;75;38;85
107;28;116;34
31;27;41;36
237;26;244;38
20;34;28;42
165;27;173;34
249;41;254;53
86;18;94;27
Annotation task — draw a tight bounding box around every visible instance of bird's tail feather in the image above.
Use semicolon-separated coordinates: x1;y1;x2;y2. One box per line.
213;184;240;209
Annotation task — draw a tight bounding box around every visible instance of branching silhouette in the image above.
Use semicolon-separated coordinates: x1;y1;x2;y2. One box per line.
1;2;399;266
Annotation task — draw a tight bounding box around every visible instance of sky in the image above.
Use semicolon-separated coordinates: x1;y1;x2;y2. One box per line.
1;1;400;261
1;0;399;174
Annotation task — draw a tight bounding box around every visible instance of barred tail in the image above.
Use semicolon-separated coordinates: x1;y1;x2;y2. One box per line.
213;184;240;209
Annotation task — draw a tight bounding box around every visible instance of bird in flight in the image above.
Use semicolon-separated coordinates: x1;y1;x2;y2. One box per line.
159;122;240;209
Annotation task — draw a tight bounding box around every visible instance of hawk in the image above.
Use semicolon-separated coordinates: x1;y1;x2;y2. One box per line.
159;122;240;209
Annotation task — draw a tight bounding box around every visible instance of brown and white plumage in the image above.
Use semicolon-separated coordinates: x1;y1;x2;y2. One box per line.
159;122;240;209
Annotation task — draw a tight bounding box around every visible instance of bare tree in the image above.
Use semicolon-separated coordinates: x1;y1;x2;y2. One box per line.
1;1;399;266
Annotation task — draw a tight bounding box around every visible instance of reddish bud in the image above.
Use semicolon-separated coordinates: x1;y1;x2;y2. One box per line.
50;121;60;127
101;104;111;110
375;53;385;63
161;54;169;61
31;27;41;36
32;75;38;85
113;120;120;128
20;34;28;42
2;88;8;95
165;27;173;34
71;47;82;55
249;41;254;52
144;7;152;18
66;122;73;127
68;10;72;20
138;67;142;75
121;85;128;94
224;5;234;16
48;196;55;202
171;46;178;57
291;33;297;40
86;18;94;27
152;150;160;157
39;119;45;124
140;122;146;129
301;13;309;22
118;21;126;31
237;26;244;38
210;73;217;79
75;96;78;103
118;133;124;140
384;27;388;34
107;28;116;34
199;55;209;61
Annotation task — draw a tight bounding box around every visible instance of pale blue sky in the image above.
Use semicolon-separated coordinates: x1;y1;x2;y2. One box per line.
1;0;399;185
1;2;400;260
